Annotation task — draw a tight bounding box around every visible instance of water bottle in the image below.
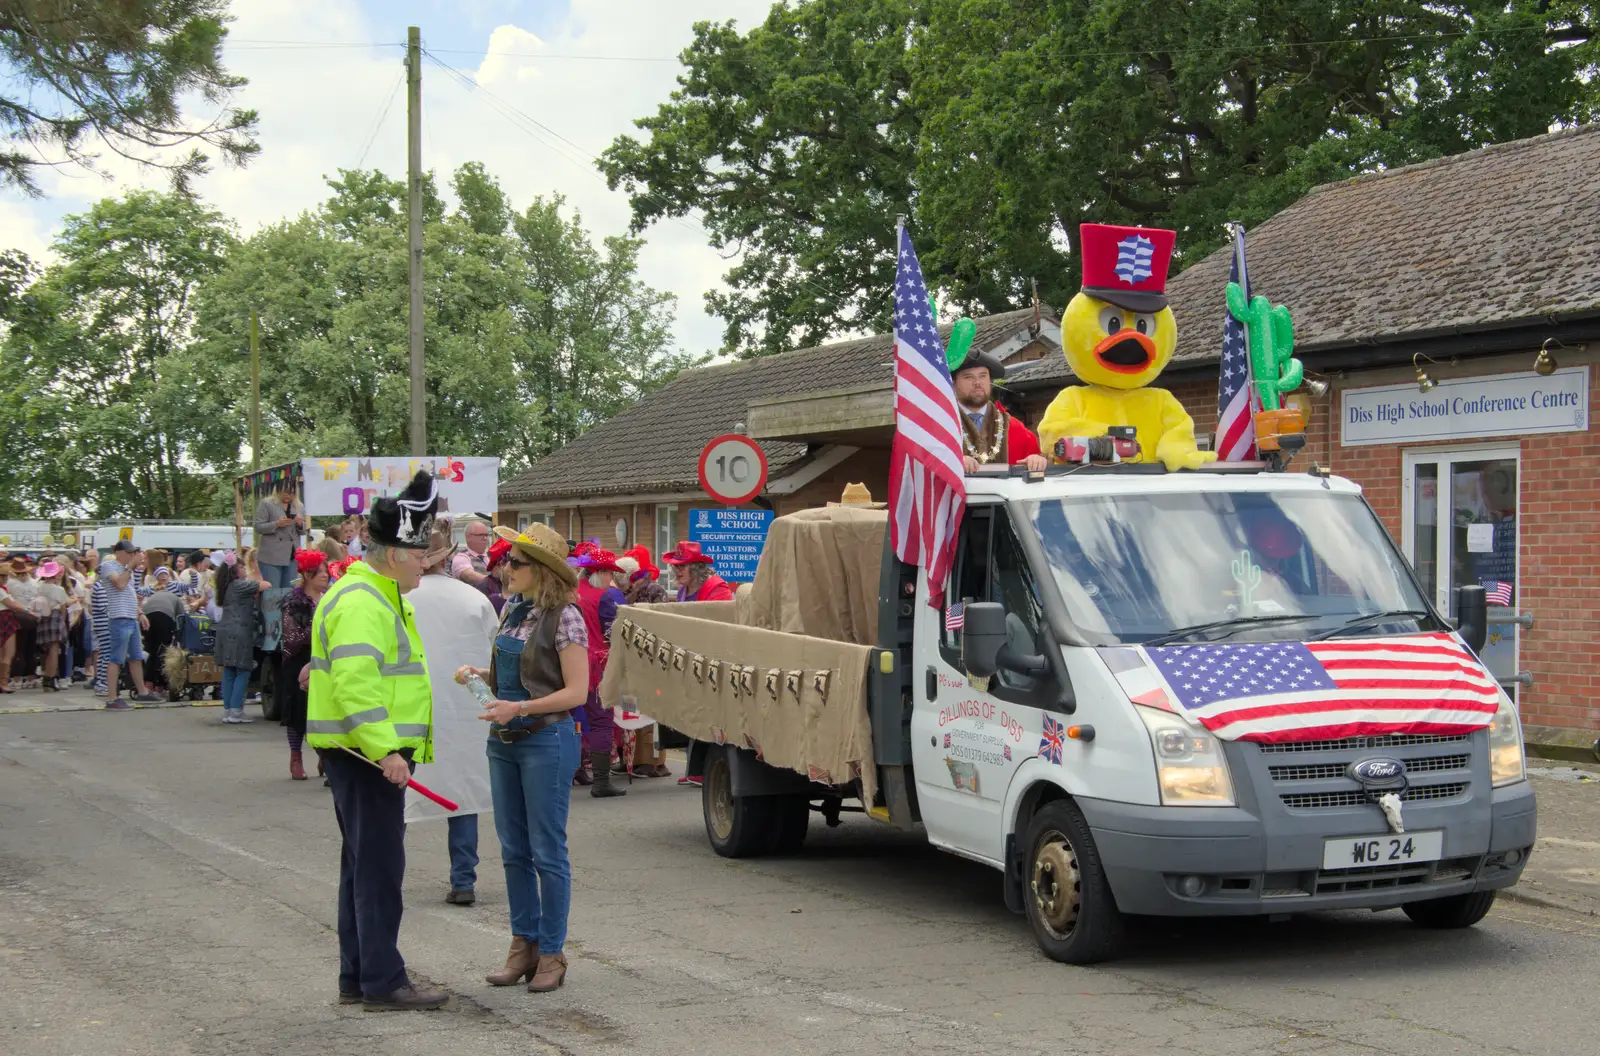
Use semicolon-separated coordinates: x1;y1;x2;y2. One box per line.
464;673;495;708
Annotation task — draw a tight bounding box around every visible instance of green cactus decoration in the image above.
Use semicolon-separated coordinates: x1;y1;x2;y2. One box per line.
1231;550;1263;610
1225;281;1302;411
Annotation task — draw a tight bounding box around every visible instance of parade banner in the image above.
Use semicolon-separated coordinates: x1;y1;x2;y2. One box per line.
301;457;500;517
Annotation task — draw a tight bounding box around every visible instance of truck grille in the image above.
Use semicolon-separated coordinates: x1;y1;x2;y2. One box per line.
1258;733;1471;754
1250;733;1476;813
1314;855;1480;894
1281;783;1468;810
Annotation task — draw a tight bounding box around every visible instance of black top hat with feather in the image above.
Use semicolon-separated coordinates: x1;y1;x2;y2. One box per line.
368;471;439;550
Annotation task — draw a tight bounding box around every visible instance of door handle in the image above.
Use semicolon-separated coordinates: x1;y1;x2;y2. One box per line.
925;666;938;702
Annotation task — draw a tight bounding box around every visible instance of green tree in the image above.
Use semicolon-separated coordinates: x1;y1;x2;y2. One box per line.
0;0;258;194
188;164;688;473
1;191;237;518
601;0;925;357
604;0;1598;354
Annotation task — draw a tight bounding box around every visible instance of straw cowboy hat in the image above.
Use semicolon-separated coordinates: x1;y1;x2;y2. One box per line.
829;482;885;508
493;524;578;586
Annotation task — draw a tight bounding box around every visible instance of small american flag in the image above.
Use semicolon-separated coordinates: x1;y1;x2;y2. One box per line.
1039;715;1065;764
1482;580;1513;606
888;222;965;609
1140;633;1499;743
1216;224;1257;461
944;601;965;631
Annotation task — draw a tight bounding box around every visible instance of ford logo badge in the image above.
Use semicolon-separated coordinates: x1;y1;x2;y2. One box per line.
1349;757;1407;786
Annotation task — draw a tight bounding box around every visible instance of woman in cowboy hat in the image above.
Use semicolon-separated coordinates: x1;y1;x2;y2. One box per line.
662;542;734;602
455;524;588;995
33;560;73;692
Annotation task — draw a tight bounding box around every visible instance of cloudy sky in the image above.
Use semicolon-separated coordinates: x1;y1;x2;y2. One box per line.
0;0;778;357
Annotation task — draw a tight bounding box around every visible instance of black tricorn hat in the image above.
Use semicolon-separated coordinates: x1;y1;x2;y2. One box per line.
368;471;439;550
952;348;1005;381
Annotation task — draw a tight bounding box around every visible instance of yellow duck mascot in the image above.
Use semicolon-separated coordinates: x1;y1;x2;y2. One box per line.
1038;224;1217;471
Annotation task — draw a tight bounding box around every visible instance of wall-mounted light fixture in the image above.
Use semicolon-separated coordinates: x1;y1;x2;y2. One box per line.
1413;353;1440;393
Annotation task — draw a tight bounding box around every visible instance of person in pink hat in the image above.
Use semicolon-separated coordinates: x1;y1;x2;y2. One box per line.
33;560;73;691
662;542;734;602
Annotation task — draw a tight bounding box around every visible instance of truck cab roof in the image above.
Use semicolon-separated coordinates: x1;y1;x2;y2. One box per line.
962;464;1363;504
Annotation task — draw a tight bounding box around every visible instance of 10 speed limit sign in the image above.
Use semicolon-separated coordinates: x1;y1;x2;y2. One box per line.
697;434;768;505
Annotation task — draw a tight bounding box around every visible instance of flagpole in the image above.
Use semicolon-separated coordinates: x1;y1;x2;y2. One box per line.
1227;222;1261;415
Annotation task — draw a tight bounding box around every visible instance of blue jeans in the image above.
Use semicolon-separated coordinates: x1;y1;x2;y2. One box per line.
221;666;251;711
487;718;580;953
447;814;479;890
260;562;295;589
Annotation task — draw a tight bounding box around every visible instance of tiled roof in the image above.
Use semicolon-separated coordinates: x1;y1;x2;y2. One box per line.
502;308;1047;504
1009;123;1600;389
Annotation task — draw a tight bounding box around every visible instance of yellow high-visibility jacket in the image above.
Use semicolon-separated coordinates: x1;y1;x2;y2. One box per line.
306;560;433;762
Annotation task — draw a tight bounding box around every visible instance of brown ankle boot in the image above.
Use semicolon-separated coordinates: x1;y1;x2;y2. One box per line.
527;952;567;992
289;751;307;781
485;937;536;986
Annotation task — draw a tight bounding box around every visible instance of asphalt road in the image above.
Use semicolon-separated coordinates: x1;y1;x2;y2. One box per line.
1;706;1593;1056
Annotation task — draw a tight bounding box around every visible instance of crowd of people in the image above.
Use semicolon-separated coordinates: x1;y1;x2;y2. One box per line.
6;480;736;1011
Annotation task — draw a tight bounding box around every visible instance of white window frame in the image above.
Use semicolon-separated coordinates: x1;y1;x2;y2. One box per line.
518;511;554;532
1400;442;1520;694
655;503;678;558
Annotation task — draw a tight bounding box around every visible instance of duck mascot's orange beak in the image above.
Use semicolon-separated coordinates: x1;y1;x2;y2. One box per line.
1092;329;1159;375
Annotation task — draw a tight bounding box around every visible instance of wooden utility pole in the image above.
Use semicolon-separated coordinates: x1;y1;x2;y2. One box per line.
406;25;426;457
250;307;261;470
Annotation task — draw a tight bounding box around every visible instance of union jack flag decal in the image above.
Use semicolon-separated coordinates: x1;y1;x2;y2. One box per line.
1039;716;1065;765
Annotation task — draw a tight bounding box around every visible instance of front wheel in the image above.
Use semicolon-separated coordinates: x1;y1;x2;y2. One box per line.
1020;800;1124;964
1402;889;1496;929
702;748;774;858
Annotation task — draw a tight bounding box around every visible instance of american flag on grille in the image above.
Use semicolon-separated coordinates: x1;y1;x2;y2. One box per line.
1482;580;1513;606
944;601;965;631
1216;224;1257;462
888;222;965;609
1132;633;1499;743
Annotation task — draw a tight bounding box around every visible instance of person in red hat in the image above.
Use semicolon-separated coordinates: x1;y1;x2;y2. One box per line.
951;349;1047;473
614;546;671;778
662;542;734;602
1038;223;1215;471
573;547;629;797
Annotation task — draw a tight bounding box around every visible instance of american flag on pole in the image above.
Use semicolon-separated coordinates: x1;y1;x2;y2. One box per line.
1112;633;1499;743
889;222;965;609
1216;224;1257;461
1482;580;1513;606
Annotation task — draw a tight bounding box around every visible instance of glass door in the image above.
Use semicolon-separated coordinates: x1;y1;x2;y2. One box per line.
1402;447;1520;697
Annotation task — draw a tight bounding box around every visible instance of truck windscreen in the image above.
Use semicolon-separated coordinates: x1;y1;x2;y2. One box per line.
1022;491;1433;646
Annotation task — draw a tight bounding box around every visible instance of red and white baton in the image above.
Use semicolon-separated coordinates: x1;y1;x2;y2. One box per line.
338;746;460;812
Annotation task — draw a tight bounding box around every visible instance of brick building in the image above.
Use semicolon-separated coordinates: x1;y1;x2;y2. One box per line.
501;124;1598;745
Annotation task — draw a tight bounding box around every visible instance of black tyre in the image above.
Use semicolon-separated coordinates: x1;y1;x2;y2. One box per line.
259;662;281;721
1402;889;1496;929
1020;799;1124;964
766;796;810;856
702;748;774;858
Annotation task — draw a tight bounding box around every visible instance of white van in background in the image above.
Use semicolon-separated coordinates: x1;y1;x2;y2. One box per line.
92;524;258;555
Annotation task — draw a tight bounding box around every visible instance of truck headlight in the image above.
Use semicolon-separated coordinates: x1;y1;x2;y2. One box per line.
1488;694;1526;788
1135;705;1235;806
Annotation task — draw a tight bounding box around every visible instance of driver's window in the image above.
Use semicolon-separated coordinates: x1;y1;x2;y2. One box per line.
939;506;1049;701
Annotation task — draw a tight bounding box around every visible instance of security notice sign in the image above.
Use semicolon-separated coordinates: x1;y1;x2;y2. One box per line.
687;508;774;583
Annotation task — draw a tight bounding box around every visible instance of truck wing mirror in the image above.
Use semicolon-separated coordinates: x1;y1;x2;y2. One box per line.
962;601;1051;678
961;601;1007;678
1455;584;1487;655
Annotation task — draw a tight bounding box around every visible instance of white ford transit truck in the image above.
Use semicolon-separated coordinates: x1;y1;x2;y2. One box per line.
601;462;1535;963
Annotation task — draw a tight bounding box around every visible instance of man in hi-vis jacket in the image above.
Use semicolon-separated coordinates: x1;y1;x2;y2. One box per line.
308;471;443;1011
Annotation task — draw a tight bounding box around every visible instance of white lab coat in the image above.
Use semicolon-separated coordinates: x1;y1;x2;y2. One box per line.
406;574;499;823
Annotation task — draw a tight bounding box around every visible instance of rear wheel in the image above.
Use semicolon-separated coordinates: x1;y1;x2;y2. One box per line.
702;749;774;858
1402;890;1496;929
1020;800;1124;964
766;796;810;855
